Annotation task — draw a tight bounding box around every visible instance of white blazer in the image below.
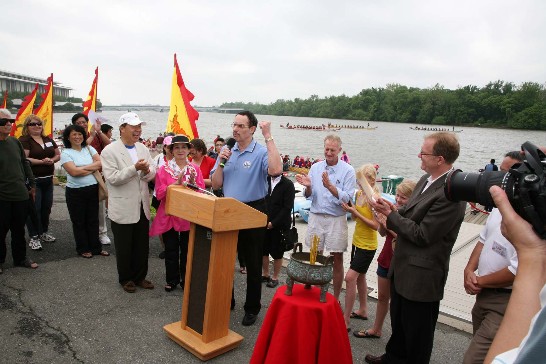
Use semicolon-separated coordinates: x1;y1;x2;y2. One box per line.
101;140;156;224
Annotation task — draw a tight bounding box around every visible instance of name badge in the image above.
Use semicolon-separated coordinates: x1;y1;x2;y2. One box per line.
492;240;507;258
45;142;53;147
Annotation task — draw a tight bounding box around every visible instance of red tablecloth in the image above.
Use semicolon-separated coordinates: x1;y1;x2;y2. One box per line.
250;284;353;364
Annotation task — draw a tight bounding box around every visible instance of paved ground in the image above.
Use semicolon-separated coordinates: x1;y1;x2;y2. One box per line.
0;186;471;363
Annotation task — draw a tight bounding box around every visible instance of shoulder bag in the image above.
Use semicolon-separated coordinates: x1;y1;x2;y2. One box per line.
281;209;298;252
86;146;108;201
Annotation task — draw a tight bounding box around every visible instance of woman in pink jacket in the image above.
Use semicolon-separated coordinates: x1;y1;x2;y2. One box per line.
149;135;205;292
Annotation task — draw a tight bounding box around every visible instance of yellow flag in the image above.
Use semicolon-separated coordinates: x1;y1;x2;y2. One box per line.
12;83;38;138
166;54;199;138
82;67;98;132
35;74;54;137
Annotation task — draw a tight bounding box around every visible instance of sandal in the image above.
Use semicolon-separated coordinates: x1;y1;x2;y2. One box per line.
164;284;175;292
353;329;381;339
350;312;368;320
80;252;93;259
99;251;110;257
16;257;39;269
239;267;247;274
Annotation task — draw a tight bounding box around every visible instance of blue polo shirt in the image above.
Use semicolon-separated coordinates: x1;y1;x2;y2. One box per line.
211;139;268;203
307;160;355;216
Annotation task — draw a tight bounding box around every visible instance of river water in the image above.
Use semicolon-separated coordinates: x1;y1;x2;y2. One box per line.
54;111;544;181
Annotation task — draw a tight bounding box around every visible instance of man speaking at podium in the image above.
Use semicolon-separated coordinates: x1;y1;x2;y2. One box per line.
211;111;282;326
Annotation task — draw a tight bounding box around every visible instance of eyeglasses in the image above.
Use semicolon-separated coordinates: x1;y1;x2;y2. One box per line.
231;123;249;129
419;151;438;157
28;122;43;127
0;118;14;126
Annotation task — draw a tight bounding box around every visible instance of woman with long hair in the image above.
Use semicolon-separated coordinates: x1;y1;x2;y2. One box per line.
353;180;416;338
60;124;109;258
19;115;60;250
341;164;380;330
149;135;205;292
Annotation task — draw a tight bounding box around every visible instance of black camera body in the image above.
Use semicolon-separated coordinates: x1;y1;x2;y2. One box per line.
444;141;546;238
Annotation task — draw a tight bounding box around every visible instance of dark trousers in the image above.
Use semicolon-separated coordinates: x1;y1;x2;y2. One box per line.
162;229;189;288
110;206;150;285
232;199;267;315
0;199;29;265
385;279;440;364
26;177;54;237
65;185;101;255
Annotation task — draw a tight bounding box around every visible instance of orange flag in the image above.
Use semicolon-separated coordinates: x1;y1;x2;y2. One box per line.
82;67;98;131
166;54;199;138
1;90;7;109
11;83;39;138
34;74;54;137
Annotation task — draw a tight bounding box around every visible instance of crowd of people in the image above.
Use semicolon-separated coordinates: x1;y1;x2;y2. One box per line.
1;107;544;363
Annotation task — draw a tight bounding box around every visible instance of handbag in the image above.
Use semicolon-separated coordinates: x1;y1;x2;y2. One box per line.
281;209;298;252
87;146;108;201
93;170;108;201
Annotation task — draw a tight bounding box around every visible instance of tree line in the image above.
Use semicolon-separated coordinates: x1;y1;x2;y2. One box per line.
221;81;546;130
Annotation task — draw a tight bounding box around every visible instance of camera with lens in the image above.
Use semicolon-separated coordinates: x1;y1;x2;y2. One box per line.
444;141;546;238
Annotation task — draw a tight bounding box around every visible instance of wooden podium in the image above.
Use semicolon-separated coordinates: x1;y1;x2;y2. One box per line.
163;186;267;361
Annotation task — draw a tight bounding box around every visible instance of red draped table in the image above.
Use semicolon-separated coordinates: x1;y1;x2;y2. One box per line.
250;284;353;364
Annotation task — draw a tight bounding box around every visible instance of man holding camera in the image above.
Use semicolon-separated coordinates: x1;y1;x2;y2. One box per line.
462;151;524;364
366;132;466;364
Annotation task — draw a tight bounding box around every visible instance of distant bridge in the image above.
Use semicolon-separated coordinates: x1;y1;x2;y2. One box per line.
101;105;245;114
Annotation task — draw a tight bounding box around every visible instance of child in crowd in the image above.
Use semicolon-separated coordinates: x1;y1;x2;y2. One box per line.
353;179;416;338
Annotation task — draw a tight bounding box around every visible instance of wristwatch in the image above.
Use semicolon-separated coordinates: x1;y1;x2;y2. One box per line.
265;136;274;143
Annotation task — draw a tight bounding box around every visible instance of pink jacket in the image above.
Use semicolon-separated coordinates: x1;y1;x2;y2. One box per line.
149;162;205;236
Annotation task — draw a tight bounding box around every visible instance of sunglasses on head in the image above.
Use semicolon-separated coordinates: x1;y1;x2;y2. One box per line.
0;118;14;126
28;122;43;127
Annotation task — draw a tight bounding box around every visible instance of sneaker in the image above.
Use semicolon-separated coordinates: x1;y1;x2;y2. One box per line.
40;232;56;243
99;235;111;245
29;236;43;251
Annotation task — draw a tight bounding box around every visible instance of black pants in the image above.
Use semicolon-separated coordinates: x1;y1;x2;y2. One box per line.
110;206;150;285
26;176;54;237
162;228;189;288
0;199;29;265
232;199;267;315
65;185;101;255
385;279;440;364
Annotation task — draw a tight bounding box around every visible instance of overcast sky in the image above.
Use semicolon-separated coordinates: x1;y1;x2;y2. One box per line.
2;0;545;106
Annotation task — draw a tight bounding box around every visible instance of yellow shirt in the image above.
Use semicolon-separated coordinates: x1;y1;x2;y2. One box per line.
352;191;378;250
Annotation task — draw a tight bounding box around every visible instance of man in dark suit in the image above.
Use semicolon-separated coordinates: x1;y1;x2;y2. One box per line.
366;132;466;364
262;174;295;288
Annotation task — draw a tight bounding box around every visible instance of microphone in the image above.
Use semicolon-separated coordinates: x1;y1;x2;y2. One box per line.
183;182;216;196
219;138;236;168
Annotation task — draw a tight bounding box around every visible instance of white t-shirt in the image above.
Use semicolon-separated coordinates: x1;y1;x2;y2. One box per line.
478;209;518;282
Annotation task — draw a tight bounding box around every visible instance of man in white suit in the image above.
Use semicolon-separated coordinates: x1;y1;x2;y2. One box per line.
101;112;156;293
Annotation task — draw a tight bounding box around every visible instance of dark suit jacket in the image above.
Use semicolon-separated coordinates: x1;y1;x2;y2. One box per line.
266;175;295;231
387;173;466;302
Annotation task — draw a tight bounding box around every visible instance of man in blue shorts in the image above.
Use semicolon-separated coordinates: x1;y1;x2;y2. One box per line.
296;135;356;301
211;110;282;326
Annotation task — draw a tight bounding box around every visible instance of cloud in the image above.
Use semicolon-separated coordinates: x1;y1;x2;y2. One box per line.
1;0;545;106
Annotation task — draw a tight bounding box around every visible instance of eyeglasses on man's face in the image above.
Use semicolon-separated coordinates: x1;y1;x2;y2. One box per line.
419;151;438;157
231;123;249;129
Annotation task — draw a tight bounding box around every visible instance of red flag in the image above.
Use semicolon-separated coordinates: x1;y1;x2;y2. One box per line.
34;74;54;137
82;67;98;117
1;90;7;109
166;54;199;138
11;83;39;137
